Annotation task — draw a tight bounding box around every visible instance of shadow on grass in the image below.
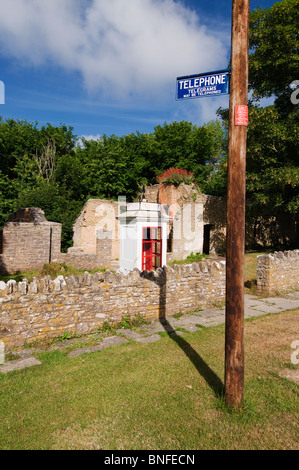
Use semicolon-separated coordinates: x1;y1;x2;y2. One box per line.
158;278;224;399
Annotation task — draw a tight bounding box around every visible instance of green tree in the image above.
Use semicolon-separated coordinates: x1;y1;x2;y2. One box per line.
76;132;155;200
148;120;225;189
17;181;82;251
248;0;299;222
0;117;40;178
0;118;77;180
75;136;129;199
246;106;298;215
0;170;17;224
249;0;299;115
0;116;79;245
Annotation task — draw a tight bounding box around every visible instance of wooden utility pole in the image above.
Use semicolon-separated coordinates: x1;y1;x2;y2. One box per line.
225;0;250;407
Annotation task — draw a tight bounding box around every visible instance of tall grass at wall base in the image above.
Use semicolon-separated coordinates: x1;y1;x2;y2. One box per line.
0;262;110;283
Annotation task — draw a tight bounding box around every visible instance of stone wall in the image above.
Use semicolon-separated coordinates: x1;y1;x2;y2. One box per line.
0;259;226;350
0;208;62;274
72;199;120;260
64;230;112;270
257;250;299;295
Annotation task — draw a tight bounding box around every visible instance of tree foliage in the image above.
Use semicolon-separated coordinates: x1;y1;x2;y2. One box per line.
249;0;299;114
246;105;298;217
248;0;299;220
0;117;79;250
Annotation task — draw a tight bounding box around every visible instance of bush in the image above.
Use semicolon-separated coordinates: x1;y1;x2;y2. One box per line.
186;252;209;262
156;168;195;186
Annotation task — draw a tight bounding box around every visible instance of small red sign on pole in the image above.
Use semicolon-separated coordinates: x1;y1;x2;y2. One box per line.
235;105;248;126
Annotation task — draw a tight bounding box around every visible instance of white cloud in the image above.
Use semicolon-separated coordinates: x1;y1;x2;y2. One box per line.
173;93;230;127
77;134;102;147
80;134;102;141
0;0;229;102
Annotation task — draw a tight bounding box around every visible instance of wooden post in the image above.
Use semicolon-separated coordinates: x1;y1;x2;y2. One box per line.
225;0;250;407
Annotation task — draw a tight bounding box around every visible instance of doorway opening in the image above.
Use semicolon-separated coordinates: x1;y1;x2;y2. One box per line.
203;224;214;255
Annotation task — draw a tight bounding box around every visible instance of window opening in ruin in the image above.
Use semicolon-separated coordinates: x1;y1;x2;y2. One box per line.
203;224;213;255
167;222;173;253
49;227;53;263
142;227;162;271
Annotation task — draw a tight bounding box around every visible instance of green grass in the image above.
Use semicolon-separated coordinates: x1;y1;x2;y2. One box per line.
0;311;298;450
169;252;209;266
244;252;269;295
0;262;111;283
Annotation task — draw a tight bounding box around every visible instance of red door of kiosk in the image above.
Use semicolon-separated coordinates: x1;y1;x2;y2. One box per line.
142;227;162;271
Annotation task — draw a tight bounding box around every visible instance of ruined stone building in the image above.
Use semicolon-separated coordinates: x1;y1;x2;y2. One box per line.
70;183;226;270
145;183;226;261
0;206;113;275
0;184;226;274
0;208;62;274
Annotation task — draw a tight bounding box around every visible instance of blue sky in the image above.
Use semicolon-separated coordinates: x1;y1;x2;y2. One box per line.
0;0;279;141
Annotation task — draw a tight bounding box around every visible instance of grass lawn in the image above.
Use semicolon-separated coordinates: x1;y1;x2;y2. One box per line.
0;262;108;283
0;310;298;450
244;252;269;295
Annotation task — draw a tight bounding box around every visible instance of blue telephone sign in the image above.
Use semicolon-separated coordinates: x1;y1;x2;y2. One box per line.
176;69;230;100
